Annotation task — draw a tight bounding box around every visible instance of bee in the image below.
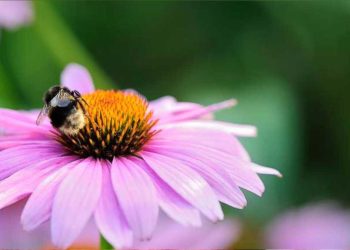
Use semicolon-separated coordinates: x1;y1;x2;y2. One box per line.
36;85;88;135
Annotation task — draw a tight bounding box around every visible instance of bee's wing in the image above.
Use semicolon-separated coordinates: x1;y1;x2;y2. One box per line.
51;91;72;107
36;104;50;125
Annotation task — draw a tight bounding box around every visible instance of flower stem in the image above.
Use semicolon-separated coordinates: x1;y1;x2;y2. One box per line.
100;234;114;250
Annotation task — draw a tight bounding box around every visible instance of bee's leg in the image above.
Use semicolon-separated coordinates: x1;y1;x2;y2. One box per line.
80;97;89;106
77;99;87;114
71;90;82;98
73;91;89;106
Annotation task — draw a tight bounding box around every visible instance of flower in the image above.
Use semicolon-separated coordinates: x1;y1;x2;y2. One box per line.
0;63;281;249
0;1;33;30
133;216;241;249
264;202;350;249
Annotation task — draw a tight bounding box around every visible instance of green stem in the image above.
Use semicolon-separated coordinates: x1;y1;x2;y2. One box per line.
100;234;114;250
33;1;114;89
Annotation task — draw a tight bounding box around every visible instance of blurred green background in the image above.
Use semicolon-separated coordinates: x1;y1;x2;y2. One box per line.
1;1;349;248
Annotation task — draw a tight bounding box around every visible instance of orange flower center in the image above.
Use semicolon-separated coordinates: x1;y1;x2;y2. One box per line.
57;90;158;159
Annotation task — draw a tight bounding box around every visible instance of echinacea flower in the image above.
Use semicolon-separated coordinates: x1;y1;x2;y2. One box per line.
0;63;280;249
0;0;33;30
264;202;350;249
133;216;241;249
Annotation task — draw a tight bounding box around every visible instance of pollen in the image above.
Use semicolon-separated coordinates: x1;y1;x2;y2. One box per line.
57;90;158;160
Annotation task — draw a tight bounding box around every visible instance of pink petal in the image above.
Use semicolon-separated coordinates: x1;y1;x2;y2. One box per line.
145;146;246;209
157;99;237;124
21;160;81;231
51;158;102;249
149;98;203;120
148;96;177;112
0;108;35;123
0;157;69;210
132;158;201;227
0;145;65;180
0;1;33;30
156;186;201;227
60;63;95;94
94;160;133;248
146;140;265;196
141;151;223;222
158;120;257;137
0;108;50;135
0;139;53;150
149;96;210;120
154;128;251;161
252;164;282;177
111;157;159;240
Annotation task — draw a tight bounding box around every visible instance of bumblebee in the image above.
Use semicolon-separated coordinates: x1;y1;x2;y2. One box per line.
36;85;87;135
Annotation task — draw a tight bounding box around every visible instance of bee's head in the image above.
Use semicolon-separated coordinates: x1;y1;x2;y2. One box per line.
44;85;61;104
43;86;73;105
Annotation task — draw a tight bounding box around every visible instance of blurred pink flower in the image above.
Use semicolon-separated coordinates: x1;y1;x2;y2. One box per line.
134;216;241;249
265;202;350;249
0;203;239;250
0;63;280;249
0;1;33;30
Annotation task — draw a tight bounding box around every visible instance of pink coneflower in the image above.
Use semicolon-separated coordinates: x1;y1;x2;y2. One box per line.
0;63;280;248
0;1;33;30
133;216;241;249
265;202;350;249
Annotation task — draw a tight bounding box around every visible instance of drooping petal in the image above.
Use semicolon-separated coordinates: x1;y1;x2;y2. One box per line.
146;140;265;196
252;164;282;177
156;185;202;227
51;158;102;249
158;120;257;137
111;157;159;240
144;146;246;209
60;63;95;94
130;157;201;227
21;160;82;231
154;128;251;161
141;151;223;222
94;160;133;248
0;157;70;210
